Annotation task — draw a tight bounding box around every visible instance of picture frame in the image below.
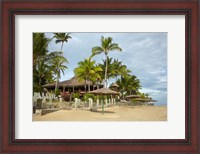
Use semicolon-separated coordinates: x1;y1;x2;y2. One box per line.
0;0;199;153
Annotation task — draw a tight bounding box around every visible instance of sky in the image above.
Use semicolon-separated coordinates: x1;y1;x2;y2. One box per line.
45;32;167;106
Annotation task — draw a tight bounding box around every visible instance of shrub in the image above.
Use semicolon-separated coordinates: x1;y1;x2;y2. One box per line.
61;93;71;102
72;92;80;99
55;88;60;97
83;93;96;102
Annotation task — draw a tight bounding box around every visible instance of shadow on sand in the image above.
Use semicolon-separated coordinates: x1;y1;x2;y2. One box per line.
91;110;115;114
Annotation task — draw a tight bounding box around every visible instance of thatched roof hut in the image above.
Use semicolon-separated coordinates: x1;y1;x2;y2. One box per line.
61;76;93;87
43;76;103;93
43;76;93;88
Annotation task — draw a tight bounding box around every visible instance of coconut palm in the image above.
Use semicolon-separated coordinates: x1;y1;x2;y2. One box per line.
33;60;54;92
116;75;141;100
53;33;72;51
92;36;122;88
51;56;68;94
126;75;141;95
74;59;102;92
112;59;131;79
33;33;55;92
98;57;115;82
33;33;49;68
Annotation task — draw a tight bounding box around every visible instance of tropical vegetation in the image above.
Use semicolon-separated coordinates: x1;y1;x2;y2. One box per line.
33;33;70;94
33;33;151;100
91;36;122;88
74;58;102;92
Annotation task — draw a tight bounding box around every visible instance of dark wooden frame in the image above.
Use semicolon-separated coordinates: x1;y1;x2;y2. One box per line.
0;0;199;153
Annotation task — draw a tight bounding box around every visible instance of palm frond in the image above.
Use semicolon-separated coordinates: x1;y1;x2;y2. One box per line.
92;46;104;55
108;43;122;52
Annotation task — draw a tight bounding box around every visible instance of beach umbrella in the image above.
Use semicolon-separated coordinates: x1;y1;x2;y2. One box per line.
110;83;119;91
89;88;119;114
110;83;119;88
89;87;119;95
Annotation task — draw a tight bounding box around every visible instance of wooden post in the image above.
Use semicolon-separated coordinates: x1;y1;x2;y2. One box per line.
102;95;104;115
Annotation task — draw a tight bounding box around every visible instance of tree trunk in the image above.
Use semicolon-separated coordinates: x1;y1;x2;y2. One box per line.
61;42;64;51
55;73;59;94
84;77;87;93
55;80;58;94
97;82;99;89
104;54;108;88
39;77;42;87
122;88;125;100
88;80;90;92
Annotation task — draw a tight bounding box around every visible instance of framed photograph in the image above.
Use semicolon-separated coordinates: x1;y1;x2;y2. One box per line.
0;0;199;153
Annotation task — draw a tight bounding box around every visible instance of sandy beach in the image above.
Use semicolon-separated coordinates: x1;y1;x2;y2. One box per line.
33;105;167;121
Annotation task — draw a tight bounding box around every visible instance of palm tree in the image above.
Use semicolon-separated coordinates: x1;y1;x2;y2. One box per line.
92;36;122;88
74;59;102;92
53;33;72;51
98;57;115;82
33;33;49;68
126;75;141;95
33;60;54;92
116;75;141;100
33;33;55;92
112;59;131;80
50;56;68;94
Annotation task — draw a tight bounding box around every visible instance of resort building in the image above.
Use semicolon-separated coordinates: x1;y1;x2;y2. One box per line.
43;76;103;94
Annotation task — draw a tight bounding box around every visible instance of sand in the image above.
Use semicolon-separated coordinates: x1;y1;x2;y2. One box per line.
33;105;167;121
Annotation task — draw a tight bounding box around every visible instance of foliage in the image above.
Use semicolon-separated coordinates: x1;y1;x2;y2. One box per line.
53;33;72;51
91;36;122;88
33;33;52;92
137;92;150;99
33;33;69;93
50;55;68;92
83;93;96;102
72;92;80;99
116;75;141;99
55;88;61;97
33;33;49;67
98;58;131;83
74;58;103;92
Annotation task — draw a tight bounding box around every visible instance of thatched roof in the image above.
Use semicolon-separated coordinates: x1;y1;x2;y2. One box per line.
43;82;57;88
110;83;119;88
125;95;141;99
43;76;93;88
89;88;119;95
62;76;93;87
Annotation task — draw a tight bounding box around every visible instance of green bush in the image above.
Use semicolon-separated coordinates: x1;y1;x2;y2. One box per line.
83;93;96;102
55;88;60;97
131;99;137;103
72;92;80;99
